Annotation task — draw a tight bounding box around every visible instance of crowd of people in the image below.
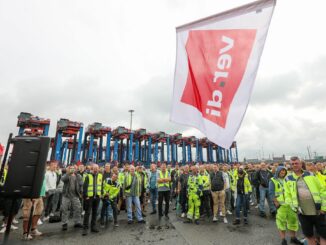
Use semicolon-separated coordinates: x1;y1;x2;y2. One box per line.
0;158;325;245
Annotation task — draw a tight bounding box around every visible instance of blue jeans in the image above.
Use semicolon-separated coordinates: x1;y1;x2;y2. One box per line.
150;188;158;212
235;194;248;219
126;196;143;221
100;199;113;222
259;186;276;214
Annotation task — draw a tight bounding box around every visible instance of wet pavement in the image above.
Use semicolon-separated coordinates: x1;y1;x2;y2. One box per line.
2;206;303;245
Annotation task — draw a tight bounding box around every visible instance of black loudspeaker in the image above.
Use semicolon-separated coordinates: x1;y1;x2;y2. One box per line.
0;136;50;198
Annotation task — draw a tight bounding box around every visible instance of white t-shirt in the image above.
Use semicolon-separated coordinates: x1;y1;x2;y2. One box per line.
45;170;57;192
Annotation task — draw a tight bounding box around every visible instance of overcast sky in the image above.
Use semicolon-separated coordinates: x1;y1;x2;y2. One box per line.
1;0;325;161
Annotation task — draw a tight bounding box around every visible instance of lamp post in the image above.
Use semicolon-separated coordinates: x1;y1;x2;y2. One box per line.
128;109;134;130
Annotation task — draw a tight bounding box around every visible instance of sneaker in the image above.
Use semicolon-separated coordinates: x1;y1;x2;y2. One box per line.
62;223;68;231
31;229;42;236
281;239;288;245
255;205;259;209
49;213;54;217
37;219;43;225
81;211;85;216
181;213;186;218
212;216;218;222
290;237;303;245
22;233;33;240
0;226;6;234
114;222;119;227
11;224;18;230
43;216;50;221
12;218;19;224
100;220;105;228
227;210;232;215
223;217;228;224
233;219;240;225
219;211;222;216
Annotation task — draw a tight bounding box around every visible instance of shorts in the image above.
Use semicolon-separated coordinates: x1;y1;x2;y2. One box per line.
298;214;326;239
23;198;44;220
276;205;299;231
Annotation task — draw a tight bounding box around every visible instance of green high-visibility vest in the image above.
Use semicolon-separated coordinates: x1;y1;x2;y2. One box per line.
200;172;210;191
87;173;103;197
103;181;121;200
0;168;7;186
284;171;326;212
271;177;286;205
158;171;169;188
124;173;141;196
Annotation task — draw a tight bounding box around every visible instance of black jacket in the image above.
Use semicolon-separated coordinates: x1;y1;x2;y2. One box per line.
255;170;273;188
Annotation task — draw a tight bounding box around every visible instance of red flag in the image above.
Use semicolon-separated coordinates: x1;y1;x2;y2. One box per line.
0;144;4;156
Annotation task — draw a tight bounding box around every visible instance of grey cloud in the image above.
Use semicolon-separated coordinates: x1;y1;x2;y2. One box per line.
251;56;326;110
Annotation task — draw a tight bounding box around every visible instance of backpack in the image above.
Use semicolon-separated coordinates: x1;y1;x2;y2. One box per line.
211;172;224;191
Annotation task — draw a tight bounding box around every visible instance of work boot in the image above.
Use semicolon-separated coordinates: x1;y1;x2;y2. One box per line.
183;219;192;224
194;220;199;225
62;223;68;231
290;237;303;245
233;219;240;225
74;223;83;228
259;212;267;218
271;212;276;218
91;226;99;233
281;239;287;245
82;229;88;236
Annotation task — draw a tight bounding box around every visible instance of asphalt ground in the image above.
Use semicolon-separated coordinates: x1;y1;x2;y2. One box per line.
1;203;304;245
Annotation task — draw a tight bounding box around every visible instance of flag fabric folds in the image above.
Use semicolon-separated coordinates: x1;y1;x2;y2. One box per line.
170;0;276;149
